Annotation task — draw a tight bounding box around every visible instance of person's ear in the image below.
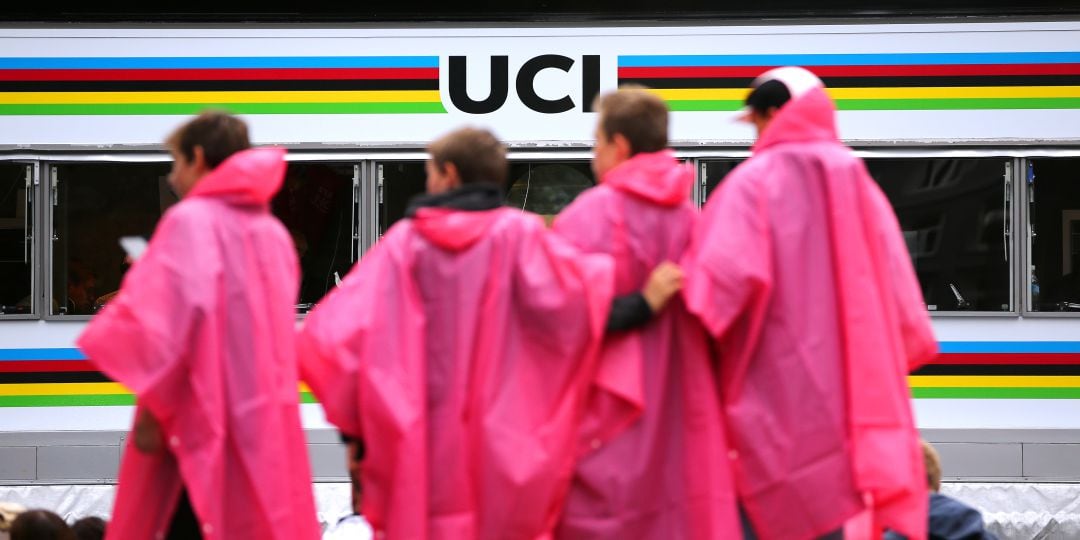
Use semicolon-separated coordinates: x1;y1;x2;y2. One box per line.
444;162;463;188
191;145;209;173
612;132;633;160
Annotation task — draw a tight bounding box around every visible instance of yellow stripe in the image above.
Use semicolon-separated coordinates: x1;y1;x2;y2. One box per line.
0;382;312;396
908;375;1080;388
649;88;749;101
648;86;1080;101
0;382;130;396
0;90;441;105
829;86;1080;99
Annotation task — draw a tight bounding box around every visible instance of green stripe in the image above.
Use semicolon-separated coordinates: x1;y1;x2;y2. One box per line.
0;394;136;407
912;387;1080;399
663;97;1080;112
0;392;318;407
0;102;447;115
665;100;745;111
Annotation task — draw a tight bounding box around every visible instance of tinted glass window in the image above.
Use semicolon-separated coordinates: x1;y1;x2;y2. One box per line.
0;163;32;315
1028;159;1080;311
865;159;1011;312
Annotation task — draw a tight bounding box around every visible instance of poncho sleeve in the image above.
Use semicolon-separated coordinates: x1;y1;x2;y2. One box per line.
76;206;217;428
682;169;774;371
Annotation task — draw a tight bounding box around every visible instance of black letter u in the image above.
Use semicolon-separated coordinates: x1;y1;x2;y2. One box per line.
448;56;509;114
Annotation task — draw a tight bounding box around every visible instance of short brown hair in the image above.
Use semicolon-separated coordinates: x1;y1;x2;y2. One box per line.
11;510;74;540
165;110;251;170
594;87;669;155
922;439;943;492
427;127;507;187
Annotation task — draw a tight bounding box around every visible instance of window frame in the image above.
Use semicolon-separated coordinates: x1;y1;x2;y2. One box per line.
0;159;41;320
34;153;365;320
1019;152;1080;318
696;148;1027;317
2;146;1078;321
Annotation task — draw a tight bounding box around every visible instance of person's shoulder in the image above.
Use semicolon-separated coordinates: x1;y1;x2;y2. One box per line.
153;199;219;243
930;492;982;516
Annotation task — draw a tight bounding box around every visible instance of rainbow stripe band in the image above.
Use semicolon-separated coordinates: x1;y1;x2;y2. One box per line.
0;56;446;115
4;343;1080;404
619;52;1080;111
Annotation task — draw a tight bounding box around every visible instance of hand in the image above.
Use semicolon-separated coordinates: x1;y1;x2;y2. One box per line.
642;261;684;312
133;406;165;454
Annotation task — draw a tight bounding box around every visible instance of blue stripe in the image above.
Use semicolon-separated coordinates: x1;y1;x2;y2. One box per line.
618;52;1080;67
0;348;85;361
939;342;1080;354
1;343;1077;358
0;56;440;70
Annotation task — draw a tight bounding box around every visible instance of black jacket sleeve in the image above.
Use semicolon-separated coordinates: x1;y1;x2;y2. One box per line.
605;292;654;332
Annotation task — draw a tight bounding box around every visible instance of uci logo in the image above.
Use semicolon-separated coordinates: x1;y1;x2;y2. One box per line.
448;55;602;114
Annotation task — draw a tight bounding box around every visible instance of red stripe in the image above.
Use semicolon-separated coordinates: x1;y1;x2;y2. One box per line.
0;361;95;373
0;67;439;81
935;353;1080;365
618;63;1080;79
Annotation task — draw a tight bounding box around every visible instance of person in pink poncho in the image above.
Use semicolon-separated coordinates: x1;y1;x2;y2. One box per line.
681;67;938;540
77;112;320;540
298;127;682;540
551;88;740;539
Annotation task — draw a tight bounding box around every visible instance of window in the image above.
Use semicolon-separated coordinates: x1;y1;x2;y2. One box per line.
377;161;426;236
506;161;594;225
272;162;356;312
1027;158;1080;312
0;163;33;315
50;162;174;316
700;159;742;201
865;159;1011;312
51;160;357;316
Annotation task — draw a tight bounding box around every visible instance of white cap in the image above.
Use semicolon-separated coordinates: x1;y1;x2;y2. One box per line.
735;66;824;122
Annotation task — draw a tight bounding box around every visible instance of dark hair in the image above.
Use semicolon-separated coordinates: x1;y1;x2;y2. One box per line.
427;127;507;187
594;87;668;155
745;79;792;116
165;110;251;169
71;517;106;540
10;510;75;540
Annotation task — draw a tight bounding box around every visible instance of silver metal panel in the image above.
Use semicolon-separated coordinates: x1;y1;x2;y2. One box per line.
307;443;348;481
934;442;1023;478
0;432;125;447
37;446;120;481
1023;444;1080;478
923;428;1080;444
0;447;36;481
304;429;344;445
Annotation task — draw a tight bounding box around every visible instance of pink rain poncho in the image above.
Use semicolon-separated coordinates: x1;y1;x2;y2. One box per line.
299;205;614;540
552;151;740;539
682;87;937;540
78;148;320;540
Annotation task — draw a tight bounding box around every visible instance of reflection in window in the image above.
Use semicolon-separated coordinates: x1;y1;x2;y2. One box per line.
1028;159;1080;311
272;163;355;312
0;163;32;314
506;162;594;225
865;159;1010;312
378;162;426;236
52;163;174;315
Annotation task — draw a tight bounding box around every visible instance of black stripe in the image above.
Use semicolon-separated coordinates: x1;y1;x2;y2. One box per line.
617;74;1080;89
0;371;112;384
914;364;1080;376
0;79;439;92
